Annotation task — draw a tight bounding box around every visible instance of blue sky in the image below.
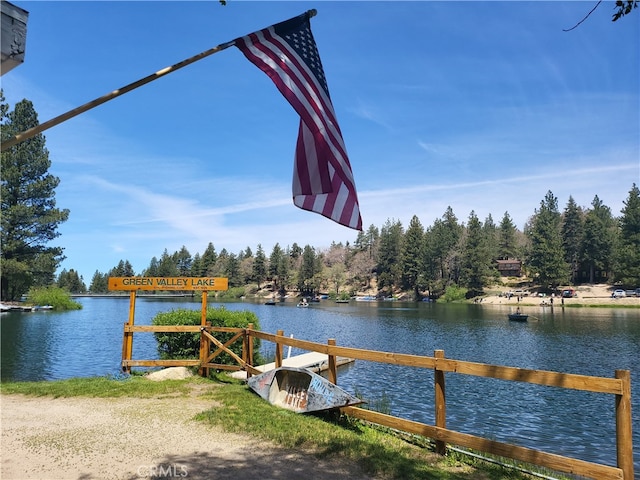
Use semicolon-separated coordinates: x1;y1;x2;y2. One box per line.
2;1;638;283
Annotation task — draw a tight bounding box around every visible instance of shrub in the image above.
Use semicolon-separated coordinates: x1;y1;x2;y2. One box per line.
216;286;247;299
439;285;468;303
26;286;82;310
152;307;261;367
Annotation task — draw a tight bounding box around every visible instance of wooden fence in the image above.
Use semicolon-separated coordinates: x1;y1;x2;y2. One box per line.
121;323;634;480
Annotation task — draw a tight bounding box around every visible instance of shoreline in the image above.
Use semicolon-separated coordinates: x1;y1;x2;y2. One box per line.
475;295;640;308
475;282;639;308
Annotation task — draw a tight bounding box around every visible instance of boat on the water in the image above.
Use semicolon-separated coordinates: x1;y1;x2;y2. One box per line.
354;295;377;302
508;313;528;321
247;366;363;413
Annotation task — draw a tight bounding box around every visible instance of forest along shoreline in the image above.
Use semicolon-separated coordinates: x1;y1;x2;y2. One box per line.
58;282;640;307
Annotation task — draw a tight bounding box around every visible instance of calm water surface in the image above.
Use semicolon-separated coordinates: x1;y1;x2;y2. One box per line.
2;297;639;471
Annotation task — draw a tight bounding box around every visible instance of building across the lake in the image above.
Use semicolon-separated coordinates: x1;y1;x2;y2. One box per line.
496;259;522;277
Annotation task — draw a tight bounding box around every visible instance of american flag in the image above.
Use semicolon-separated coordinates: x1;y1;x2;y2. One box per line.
235;11;362;231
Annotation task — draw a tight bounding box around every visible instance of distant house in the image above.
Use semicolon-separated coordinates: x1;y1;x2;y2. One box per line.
496;259;522;277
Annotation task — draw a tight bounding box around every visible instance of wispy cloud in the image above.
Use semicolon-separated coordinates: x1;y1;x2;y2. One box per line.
348;99;394;131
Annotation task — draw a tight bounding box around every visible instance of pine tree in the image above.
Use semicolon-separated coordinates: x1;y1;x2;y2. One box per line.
252;244;267;289
1;94;70;300
89;270;108;293
157;249;178;277
376;219;404;291
144;257;160;277
190;253;203;277
498;212;518;260
109;260;135;277
200;242;217;276
614;184;640;285
561;196;584;284
483;213;498;262
580;195;615;283
224;253;242;287
461;211;491;294
212;249;229;278
401;215;425;298
430;207;463;284
174;245;192;276
298;245;320;295
526;191;569;288
57;268;86;293
268;243;288;293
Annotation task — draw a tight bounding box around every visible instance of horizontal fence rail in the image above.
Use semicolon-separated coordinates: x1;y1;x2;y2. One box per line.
250;330;624;395
121;323;633;480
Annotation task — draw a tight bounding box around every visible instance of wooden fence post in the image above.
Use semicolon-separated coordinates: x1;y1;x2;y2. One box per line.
244;323;254;378
121;322;129;373
327;338;337;384
121;291;136;373
615;369;634;480
275;329;284;368
198;291;208;377
434;349;446;455
200;321;211;377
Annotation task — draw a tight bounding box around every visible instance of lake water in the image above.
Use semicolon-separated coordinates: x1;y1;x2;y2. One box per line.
2;296;639;472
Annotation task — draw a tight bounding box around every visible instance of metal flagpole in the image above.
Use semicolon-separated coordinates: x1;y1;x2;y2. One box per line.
0;9;319;153
0;39;236;152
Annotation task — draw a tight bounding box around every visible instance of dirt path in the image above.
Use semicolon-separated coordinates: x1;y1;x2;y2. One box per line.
1;393;372;480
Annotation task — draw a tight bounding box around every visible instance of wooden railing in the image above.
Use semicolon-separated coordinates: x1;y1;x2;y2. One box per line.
247;329;634;480
121;322;262;377
121;323;634;480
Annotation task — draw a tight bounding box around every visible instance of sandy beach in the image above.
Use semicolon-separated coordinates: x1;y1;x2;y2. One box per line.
478;283;639;307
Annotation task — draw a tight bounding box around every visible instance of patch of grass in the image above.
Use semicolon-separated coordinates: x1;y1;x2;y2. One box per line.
196;382;536;480
0;375;213;398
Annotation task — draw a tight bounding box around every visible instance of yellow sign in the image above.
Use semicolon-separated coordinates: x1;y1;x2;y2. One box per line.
108;277;228;291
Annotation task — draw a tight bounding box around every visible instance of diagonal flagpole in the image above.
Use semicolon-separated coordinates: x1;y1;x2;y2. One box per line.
0;9;317;153
1;41;236;152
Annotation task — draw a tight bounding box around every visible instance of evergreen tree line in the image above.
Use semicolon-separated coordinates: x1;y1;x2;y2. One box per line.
3;93;637;301
73;185;640;299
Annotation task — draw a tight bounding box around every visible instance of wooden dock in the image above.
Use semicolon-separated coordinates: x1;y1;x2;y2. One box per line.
230;351;354;380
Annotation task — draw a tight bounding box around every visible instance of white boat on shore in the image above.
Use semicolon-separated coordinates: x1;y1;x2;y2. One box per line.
0;303;53;312
354;296;377;302
247;366;363;413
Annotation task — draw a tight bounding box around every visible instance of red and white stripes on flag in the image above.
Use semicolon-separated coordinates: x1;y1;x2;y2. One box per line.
235;11;362;230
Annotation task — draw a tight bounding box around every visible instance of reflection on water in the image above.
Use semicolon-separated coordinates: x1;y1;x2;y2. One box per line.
1;297;638;470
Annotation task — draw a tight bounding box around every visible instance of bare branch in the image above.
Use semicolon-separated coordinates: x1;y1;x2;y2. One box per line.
563;0;602;32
